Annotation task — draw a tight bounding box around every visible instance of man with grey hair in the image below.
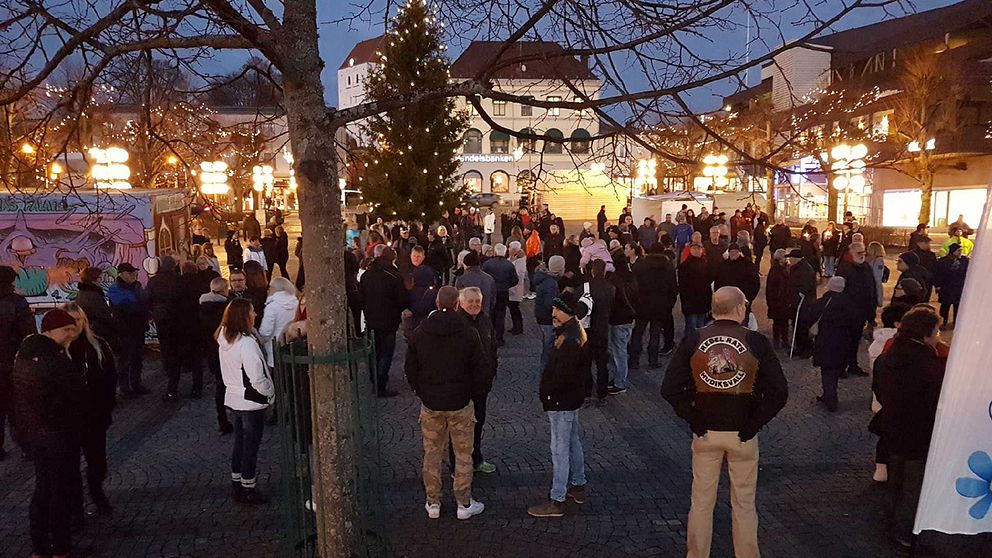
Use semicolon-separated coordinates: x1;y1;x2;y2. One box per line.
455;251;495;317
703;225;728;270
836;241;877;377
662;286;788;558
482;243;518;346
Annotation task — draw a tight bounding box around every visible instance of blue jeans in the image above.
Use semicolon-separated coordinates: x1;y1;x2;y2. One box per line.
371;328;397;391
231;409;267;487
548;411;586;502
539;324;555;371
685;313;708;332
823;255;837;277
608;323;633;388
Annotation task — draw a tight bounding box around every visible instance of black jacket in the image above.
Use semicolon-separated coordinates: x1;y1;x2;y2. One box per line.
678;256;712;316
225;235;244;269
543;233;564;262
765;264;793;321
898;264;933;301
459;309;497;394
405;308;486;411
360;259;408;331
821;232;840;257
934;255;968;304
703;239;728;270
260;237;277;268
0;287;36;365
913;248;937;275
837;260;878;322
789;260;817;301
147;271;185;334
199;293;229;347
608;274;637;326
12;334;86;444
539;318;590;411
69;336;117;431
482;257;519;293
427;238;453;275
713;257;760;302
809;291;865;370
632;254;678;319
274;232;290;264
75;282;115;343
769;224;792;252
661;320;787;440
587;278;615;345
872;336;946;459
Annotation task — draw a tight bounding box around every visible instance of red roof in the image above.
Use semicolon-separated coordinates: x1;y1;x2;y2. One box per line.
339;36;386;70
450;41;597;80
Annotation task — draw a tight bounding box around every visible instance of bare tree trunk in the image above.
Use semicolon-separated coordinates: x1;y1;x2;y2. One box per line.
918;165;933;226
281;2;353;556
827;176;839;223
765;168;776;220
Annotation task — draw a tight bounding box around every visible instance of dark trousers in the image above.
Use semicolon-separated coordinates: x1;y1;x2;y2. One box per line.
526;256;540;291
772;319;790;347
820;368;842;411
876;436;889;465
449;393;488;468
629;314;673;365
0;364;12;450
207;345;231;429
846;319;866;373
231;409;266;486
754;242;767;269
889;456;926;542
80;427;108;499
30;432;79;556
371;328;397;391
172;338;203;395
492;291;509;343
940;301;959;325
508;301;523;332
589;341;610;399
117;333;146;392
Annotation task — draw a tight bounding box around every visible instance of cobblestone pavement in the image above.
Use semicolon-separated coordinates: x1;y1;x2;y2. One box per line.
1;267;990;557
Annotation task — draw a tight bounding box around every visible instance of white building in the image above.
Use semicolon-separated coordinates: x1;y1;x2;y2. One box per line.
338;36;386;147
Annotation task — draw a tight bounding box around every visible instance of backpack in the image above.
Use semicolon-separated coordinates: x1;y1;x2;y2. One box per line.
578;282;594;329
881;265;890;284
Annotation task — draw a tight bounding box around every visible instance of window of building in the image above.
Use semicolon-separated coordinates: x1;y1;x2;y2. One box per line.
544;128;564;154
851;115;868;130
463;129;482;153
490;171;510;193
872;110;892;138
520;96;534;116
547;96;561;116
493;100;507;117
517;170;534;203
463;171;483;192
347;76;351;86
570;128;591;153
519;128;537;152
490;130;509;154
573;96;586;117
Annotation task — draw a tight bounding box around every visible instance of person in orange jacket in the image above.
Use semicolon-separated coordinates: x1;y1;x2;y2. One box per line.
524;227;542;300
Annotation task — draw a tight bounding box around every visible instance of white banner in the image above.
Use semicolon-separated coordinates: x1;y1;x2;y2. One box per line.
915;184;992;535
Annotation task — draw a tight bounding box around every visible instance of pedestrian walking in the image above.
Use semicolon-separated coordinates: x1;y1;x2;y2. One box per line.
528;292;591;518
0;266;36;459
507;242;529;335
13;309;84;558
765;249;793;350
406;286;487;520
678;243;711;332
482;244;518;346
629;245;677;369
809;277;864;412
661;287;788;558
64;302;117;515
218;298;274;505
933;242;969;328
200;278;234;435
107;262;149;396
586;260;614;405
272;225;291;279
149;256;186;402
359;246;408;397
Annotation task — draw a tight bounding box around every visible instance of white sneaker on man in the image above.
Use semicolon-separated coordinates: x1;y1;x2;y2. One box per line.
456;499;485;520
425;501;441;519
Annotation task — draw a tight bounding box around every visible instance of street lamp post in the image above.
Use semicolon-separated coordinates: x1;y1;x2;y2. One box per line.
829;142;868;216
702;153;729;191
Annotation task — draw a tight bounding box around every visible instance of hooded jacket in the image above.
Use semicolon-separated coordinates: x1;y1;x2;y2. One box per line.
259;290;300;366
934;255;968;304
837;260;878;322
409;267;440;329
713;256;760;302
13;334;86;443
405;308;487;411
539;317;590;412
147;270;185;334
809;291;865;370
764;263;793;321
218;329;274;411
532;270;560;326
587;277;615;345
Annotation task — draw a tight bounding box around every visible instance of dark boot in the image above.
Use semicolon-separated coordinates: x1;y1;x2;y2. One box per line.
241;488;270;505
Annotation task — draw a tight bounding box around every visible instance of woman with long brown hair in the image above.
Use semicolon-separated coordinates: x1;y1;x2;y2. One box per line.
241;260;268;328
217;298;273;505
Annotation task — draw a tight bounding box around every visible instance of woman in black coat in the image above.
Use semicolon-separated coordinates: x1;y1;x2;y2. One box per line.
933;245;968;327
224;230;243;272
677;244;711;331
765;249;793;349
273;225;291;279
809;278;865;412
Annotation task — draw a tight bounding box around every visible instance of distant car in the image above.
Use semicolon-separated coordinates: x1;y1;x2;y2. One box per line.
469;193;501;208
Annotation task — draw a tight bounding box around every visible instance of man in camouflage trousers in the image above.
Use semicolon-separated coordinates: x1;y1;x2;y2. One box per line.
406;285;488;520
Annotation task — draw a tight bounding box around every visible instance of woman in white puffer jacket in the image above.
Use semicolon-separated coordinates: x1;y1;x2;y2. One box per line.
218;298;274;505
258;277;300;367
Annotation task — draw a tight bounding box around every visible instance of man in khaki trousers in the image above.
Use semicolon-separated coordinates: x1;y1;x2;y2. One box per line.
661;287;788;557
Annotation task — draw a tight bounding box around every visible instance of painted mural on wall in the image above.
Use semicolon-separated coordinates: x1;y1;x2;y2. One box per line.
0;191;159;305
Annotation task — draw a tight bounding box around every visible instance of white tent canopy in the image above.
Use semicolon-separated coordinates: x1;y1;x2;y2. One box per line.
631;191;766;225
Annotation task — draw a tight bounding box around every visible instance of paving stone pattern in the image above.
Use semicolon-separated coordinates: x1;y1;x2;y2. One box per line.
1;277;990;557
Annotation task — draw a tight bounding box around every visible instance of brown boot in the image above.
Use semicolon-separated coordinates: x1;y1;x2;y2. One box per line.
527;499;566;518
566;484;587;504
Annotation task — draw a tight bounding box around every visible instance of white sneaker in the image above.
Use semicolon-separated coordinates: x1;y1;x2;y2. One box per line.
425;501;441;519
456;499;485;520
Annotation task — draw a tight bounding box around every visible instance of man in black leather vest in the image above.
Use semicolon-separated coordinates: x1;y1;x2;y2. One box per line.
661;287;788;558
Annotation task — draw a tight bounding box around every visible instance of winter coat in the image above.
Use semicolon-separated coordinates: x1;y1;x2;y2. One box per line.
244;246;268;270
107;278;149;338
563;244;582;276
482;257;519;293
898;265;933;302
68;335;117;431
0;288;36;365
913;248;937;275
526;232;542;259
408;268;439;330
509;255;529;302
789;260;817;302
147;271;185;335
673;224;694;248
532;270;560;326
260;237;277;269
225;236;244;269
543;233;564;262
405;308;487;411
821;230;840;257
274;232;290;265
177;272;204;340
539;318;590;412
587;278;615;345
637;225;657;250
703;239;728;270
800;238;821;273
579;240;615;273
809;291;864;370
631;254;677;319
427;238;453;275
455;267;496;316
12;334;86;444
769;224;792;252
872;335;946;460
241;216;262;241
218;330;274;411
74;282;115;343
460;309;497;393
765;264;793;321
939;236;973;257
713;256;760;302
199;293;229;348
837;260;878;322
608;273;637;326
934;255;968;305
677;256;712;316
360;259;408;331
259;291;299;366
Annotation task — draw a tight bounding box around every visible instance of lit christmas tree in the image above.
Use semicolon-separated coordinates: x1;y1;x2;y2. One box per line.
361;0;468;221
